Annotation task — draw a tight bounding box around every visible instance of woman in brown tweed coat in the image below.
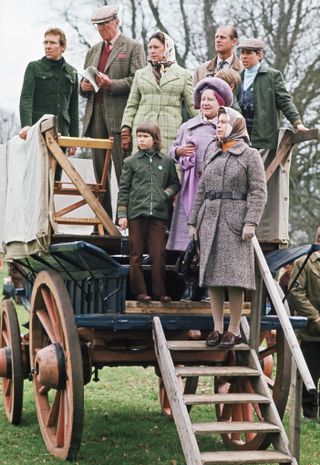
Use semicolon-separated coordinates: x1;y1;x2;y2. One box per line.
188;107;267;347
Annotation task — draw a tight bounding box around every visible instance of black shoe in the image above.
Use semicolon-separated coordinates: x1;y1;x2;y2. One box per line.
180;281;197;301
200;287;210;302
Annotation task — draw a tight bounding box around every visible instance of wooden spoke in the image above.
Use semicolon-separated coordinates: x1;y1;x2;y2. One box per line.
158;374;198;417
40;287;62;344
46;390;61;428
36;309;57;343
0;300;24;424
30;271;84;460
56;391;65;448
4;379;12;397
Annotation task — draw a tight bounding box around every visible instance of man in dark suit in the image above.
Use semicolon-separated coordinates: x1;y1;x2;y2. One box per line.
80;4;145;217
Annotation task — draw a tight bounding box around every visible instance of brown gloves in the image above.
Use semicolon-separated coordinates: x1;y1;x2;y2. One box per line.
242;223;256;241
120;127;132;153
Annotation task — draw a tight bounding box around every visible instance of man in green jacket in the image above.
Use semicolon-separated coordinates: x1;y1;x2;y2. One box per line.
287;226;320;421
19;27;79;154
237;38;307;150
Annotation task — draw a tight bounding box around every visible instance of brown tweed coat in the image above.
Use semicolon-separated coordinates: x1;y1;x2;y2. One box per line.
193;54;242;86
81;34;146;136
189;141;267;289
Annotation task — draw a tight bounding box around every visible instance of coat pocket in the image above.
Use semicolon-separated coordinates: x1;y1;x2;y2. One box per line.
35;71;56;91
225;202;246;235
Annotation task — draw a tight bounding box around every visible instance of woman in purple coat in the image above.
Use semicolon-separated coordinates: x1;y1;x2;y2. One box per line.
166;77;233;300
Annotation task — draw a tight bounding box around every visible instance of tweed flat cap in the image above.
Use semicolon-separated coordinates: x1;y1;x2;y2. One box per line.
91;5;119;24
238;38;265;51
193;77;233;110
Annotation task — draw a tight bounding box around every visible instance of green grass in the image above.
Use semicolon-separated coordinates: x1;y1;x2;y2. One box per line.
0;266;319;465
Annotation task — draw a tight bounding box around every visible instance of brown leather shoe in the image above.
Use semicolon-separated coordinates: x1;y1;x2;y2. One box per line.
219;331;242;348
206;330;222;347
136;293;152;302
153;295;172;302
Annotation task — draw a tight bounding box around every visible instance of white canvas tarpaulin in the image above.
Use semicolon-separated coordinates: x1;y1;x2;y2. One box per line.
0;117;53;259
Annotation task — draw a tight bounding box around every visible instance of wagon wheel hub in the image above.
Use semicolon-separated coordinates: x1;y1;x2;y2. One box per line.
0;346;11;378
34;343;66;390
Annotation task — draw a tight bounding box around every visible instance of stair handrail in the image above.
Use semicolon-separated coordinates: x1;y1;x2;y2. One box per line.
252;235;316;393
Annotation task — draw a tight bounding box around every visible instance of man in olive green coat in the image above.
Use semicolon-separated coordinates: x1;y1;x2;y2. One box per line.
237;38;308;242
19;27;79;151
237;38;307;150
287;226;320;420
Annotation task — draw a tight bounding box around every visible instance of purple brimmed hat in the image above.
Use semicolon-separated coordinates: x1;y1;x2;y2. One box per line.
193;77;233;110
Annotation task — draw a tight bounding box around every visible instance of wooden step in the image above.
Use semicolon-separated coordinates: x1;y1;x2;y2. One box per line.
168;341;249;351
175;366;260;378
184;393;270;405
200;450;292;464
192;420;280;434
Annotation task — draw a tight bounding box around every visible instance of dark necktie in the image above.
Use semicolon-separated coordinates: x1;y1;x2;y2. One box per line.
96;42;112;102
218;60;227;71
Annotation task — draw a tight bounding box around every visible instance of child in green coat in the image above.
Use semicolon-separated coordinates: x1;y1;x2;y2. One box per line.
117;121;180;302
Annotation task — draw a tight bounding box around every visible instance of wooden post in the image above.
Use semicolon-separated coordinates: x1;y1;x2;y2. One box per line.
289;362;302;464
252;236;315;393
250;261;263;352
45;131;120;237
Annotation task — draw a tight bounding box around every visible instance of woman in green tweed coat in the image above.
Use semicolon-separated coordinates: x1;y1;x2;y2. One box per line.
121;31;197;154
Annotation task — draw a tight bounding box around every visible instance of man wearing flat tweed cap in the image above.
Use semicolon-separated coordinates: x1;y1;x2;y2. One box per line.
80;4;146;220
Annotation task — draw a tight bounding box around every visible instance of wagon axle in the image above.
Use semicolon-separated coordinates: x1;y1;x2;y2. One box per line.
33;343;67;390
0;346;11;379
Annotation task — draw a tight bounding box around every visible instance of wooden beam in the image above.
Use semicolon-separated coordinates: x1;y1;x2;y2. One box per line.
45;130;120;236
250;263;263;351
252;236;316;393
265;130;292;182
54;199;87;217
40;116;57;133
289;362;302;464
58;136;113;149
153;317;203;465
290;128;319;144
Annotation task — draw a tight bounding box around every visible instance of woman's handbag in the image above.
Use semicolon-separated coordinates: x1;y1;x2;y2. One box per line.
175;238;200;280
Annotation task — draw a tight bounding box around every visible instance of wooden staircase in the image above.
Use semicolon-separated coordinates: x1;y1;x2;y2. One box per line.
153;316;296;465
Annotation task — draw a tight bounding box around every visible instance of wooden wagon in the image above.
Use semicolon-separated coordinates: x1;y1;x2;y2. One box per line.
0;117;318;464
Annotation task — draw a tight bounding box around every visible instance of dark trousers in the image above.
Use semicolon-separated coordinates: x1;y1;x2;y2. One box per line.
129;217;167;297
301;341;320;418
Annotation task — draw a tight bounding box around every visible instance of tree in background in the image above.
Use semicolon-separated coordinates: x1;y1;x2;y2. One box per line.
53;0;319;242
0;109;19;144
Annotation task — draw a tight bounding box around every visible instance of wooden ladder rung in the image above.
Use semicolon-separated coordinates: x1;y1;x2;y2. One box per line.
184;393;270;405
175;366;260;377
200;450;292;464
192;420;280;434
54;217;100;225
167;341;250;351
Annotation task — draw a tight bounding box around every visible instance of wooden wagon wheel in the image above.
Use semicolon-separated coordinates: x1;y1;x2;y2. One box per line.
0;299;23;424
159;375;199;417
29;270;84;461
